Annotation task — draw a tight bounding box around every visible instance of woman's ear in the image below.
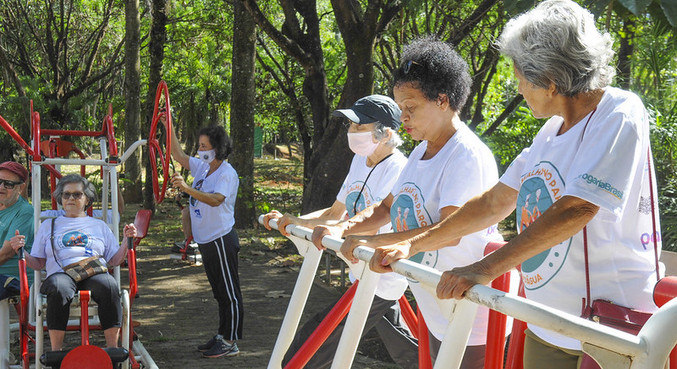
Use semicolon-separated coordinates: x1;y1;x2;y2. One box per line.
437;94;450;110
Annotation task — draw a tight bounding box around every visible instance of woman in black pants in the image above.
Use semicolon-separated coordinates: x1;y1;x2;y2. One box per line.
162;115;243;358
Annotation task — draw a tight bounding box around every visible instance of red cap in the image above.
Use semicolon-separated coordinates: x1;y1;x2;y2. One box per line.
0;161;28;182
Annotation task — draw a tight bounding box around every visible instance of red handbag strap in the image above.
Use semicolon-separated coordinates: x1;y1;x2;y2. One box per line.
646;148;660;281
583;147;660;312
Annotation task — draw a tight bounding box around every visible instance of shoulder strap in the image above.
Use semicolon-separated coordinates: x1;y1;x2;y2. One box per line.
646;148;660;280
50;217;63;269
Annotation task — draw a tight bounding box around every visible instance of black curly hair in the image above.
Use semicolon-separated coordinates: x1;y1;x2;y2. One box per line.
198;124;233;160
393;37;472;112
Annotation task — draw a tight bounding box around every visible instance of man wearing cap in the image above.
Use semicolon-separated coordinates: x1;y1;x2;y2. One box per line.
0;161;33;300
263;95;418;368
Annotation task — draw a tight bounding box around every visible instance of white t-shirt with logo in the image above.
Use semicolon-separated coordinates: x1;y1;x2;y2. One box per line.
336;150;409;301
390;124;503;344
31;216;119;277
189;157;239;244
500;87;662;350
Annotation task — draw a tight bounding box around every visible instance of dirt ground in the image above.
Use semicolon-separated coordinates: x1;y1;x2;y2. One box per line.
124;206;400;369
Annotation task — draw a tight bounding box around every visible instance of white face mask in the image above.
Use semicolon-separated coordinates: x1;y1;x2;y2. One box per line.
347;131;379;157
197;149;216;164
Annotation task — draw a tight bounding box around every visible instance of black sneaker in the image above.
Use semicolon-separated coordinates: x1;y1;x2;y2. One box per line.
197;335;219;352
202;339;239;358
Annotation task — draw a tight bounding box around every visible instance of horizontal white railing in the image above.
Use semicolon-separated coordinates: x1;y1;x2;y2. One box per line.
260;215;677;369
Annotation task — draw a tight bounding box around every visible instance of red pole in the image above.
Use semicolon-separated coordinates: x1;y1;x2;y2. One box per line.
484;242;510;369
504;282;526;369
79;291;91;346
398;296;419;340
417;308;433;369
284;282;359;369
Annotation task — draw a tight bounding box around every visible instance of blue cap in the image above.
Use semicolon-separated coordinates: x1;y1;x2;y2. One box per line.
332;95;401;130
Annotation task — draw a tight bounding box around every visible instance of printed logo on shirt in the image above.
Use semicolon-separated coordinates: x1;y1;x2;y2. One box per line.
640;231;661;250
345;182;373;218
391;182;437;278
61;231;94;256
517;161;572;290
577;173;624;200
189;179;204;207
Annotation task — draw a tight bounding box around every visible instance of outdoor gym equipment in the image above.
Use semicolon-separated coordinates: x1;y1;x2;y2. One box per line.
0;80;174;368
260;215;677;369
148;80;173;204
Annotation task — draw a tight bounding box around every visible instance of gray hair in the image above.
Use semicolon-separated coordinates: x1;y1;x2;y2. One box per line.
498;0;615;97
53;174;98;209
373;122;403;148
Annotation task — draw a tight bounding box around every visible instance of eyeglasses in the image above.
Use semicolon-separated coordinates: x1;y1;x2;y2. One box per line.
0;179;23;189
403;60;423;75
62;191;84;200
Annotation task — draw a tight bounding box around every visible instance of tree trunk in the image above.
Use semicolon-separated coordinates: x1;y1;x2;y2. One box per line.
230;0;257;227
123;0;143;203
617;16;635;90
143;0;167;211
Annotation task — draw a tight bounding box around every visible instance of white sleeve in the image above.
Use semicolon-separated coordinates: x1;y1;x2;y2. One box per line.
499;147;530;190
212;168;239;199
30;220;50;259
188;156;203;178
102;225;120;262
564;112;644;221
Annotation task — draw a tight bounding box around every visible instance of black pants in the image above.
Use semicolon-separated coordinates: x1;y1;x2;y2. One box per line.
41;272;121;331
283;295;418;369
198;229;244;340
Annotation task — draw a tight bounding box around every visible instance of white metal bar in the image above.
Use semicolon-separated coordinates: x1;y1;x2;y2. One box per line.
259;216;677;369
330;260;380;369
0;299;10;369
132;340;159;369
121;290;130;369
32;163;43;369
35;158;110;166
263;217;324;369
433;299;478;369
119;140;147;165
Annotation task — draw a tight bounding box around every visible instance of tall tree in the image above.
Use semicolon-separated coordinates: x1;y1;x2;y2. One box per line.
0;0;125;126
143;0;168;211
240;0;402;212
124;0;143;203
230;0;257;226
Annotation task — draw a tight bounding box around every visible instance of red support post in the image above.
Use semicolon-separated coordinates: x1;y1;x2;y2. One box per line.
504;282;527;369
284;282;359;369
484;242;511;369
398;296;419;340
79;291;91;346
417;308;433;369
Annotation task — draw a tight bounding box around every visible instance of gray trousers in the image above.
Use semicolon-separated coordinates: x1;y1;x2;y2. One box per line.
283;295;418;368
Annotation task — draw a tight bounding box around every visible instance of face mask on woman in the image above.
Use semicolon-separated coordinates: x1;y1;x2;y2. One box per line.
197;149;216;164
347;131;379;157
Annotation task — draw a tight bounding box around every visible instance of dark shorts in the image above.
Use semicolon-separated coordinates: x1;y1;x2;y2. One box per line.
0;275;20;301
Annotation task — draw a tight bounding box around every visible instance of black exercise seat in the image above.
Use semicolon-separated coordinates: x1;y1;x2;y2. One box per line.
40;347;129;368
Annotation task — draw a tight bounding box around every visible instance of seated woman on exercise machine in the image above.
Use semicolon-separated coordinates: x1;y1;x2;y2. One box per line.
10;174;136;351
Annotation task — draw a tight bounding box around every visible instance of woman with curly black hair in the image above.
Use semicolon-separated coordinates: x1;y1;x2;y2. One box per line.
313;37;504;368
162;118;243;359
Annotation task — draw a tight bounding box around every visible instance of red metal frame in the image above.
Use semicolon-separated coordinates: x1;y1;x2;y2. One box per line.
483;242;512;369
79;291;91;346
284;282;359;369
417;308;433;369
654;276;677;369
397;295;419;340
148;80;173;204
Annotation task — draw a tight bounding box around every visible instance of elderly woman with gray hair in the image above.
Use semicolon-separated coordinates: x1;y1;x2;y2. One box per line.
12;174;136;351
371;1;662;368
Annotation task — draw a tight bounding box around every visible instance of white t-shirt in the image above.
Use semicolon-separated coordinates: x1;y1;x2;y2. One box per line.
41;209;117;224
336;151;409;301
390;124;503;344
31;216;119;277
500;87;662;350
189;157;239;244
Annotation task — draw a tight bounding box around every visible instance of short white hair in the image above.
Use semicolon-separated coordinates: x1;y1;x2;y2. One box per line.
373;122;403;148
498;0;615;97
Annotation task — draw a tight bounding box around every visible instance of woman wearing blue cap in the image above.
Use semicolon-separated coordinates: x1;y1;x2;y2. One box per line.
263;94;418;368
315;38;504;368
